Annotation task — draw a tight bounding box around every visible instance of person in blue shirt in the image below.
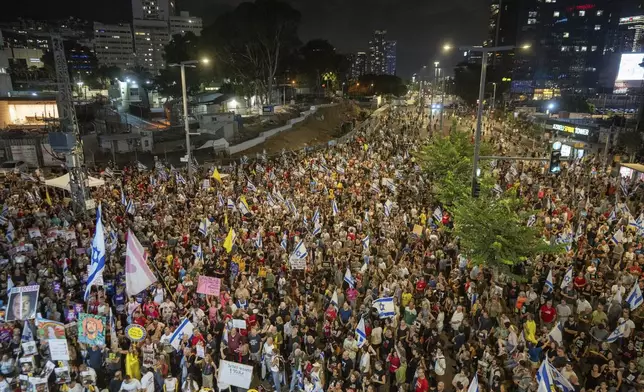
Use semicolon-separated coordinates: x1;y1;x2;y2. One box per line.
339;302;352;326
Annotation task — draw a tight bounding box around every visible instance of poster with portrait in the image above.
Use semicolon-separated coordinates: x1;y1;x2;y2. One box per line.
77;313;106;346
36;316;66;340
54;367;71;384
5;285;39;322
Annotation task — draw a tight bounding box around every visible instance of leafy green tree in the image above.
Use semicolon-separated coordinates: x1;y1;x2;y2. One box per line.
451;192;562;278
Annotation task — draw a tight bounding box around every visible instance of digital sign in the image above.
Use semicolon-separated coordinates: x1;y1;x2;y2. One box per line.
615;53;644;81
552;123;590;136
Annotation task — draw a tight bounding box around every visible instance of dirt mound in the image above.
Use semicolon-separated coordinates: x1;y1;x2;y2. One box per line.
240;102;363;155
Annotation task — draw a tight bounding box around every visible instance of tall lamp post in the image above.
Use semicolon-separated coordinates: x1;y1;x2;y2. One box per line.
455;44;530;197
169;58;210;177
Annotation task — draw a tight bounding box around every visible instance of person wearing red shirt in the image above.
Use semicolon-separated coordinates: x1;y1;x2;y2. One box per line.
415;368;429;392
540;300;557;326
416;277;427;293
191;330;206;346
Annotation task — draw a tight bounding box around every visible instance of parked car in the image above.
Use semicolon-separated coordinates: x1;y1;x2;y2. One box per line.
0;160;28;175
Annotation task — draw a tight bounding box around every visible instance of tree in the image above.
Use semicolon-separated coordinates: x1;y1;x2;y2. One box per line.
200;0;301;105
353;74;407;97
296;39;345;93
154;32;209;99
558;96;592;113
451;192;562;278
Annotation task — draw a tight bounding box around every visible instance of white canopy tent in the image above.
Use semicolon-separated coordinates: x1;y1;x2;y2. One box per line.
44;173;106;192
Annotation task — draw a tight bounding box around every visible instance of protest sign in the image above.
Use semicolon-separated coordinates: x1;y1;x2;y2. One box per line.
125;324;147;342
6;285;39;321
218;360;253;389
197;276;221;296
28;228;41;238
54;368;71;384
77;313;106;346
36;316;66;340
48;339;70;361
412;224;423;237
232;319;247;330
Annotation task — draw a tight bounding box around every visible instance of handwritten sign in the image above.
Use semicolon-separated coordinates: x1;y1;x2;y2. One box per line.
232;319;246;330
197;276;221;296
218;360;253;389
48;339;70;361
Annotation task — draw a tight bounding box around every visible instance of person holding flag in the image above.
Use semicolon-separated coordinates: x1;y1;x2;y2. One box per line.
85;204;106;301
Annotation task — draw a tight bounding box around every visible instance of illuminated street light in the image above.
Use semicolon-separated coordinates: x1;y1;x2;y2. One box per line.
443;44;453;51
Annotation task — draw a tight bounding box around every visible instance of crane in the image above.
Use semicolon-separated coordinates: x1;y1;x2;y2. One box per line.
47;35;92;214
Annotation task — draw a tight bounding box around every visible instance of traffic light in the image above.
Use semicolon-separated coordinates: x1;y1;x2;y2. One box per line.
549;150;561;174
472;179;481;198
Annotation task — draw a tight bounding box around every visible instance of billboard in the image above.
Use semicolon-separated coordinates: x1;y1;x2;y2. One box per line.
616;53;644;81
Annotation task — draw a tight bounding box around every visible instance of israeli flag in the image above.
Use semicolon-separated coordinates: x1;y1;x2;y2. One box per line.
362;235;370;251
269;171;276;181
384;179;396;193
218;194;225;207
255;232;263;249
560;267;573;289
227;198;236;210
5;222;14;243
332;200;339;216
626;282;643;310
303;215;309;227
175;173;187;185
241;155;248;165
312;209;320;225
266;193;276;207
312;224;322;236
467;375;479;392
7;276;13;297
246;180;257;193
373;296;395;318
364;210;369;222
126;199;135;215
527;215;536;227
195;244;203;261
607;209;616;223
536;359;555;392
344;268;355;289
198;219;208;236
0;215;6;226
621;178;629;196
273;190;285;204
291;240;308;260
85;204;106;301
611;228;624;244
370;183;381;194
384;200;393;217
280;233;288;250
330;291;339;308
606;322;626;343
169;318;194;350
355;318;367;348
336;165;345;175
550;362;575;392
433;206;443;222
150;176;157;187
1;205;8;217
121;189;127;206
137;162;147;171
545;269;554;293
21;321;34;342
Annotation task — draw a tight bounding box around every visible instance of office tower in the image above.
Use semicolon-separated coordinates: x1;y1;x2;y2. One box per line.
351;52;367;80
384;41;397;75
133;19;170;74
369;30;387;75
0;31;12;97
132;0;175;21
93;22;135;70
170;12;203;36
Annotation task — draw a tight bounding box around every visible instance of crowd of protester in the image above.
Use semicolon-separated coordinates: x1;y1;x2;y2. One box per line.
0;105;642;392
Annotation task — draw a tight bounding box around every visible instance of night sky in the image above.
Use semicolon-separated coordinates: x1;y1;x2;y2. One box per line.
2;0;488;78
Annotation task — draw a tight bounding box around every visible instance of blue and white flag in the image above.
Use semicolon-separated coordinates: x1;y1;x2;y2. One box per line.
195;244;203;261
255;232;263;249
169;318;194;350
330;291;339;308
355;318;367;348
362;235;370;251
240;155;248;165
175;173;186;185
332;200;339;216
137;162;147;171
303;215;309;227
198;219;208;236
611;228;624;244
536;359;555;392
5;222;14;243
227;198;236;210
606;322;626;343
150;176;157;187
433;206;443;222
384;200;393;217
550;362;575;392
218;194;225;207
126;199;135;215
607;209;616;223
626;282;643;310
467;375;479;392
312;224;322;236
6;276;13;297
312;209;320;226
22;321;34;342
336;165;345;175
373;297;395;318
621;178;629;196
273;190;285;204
344;268;355;289
290;240;308;269
85;204;106;301
527;215;536;227
370;183;381;194
0;215;7;226
280;233;288;250
561;267;573;290
545;269;554;293
121;189;127;206
246;180;257;193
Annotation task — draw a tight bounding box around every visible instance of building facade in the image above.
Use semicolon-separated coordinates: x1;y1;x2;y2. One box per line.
0;32;12;97
384;40;397;75
169;12;203;36
351;52;367;80
133;19;169;75
512;0;614;94
369;30;387;75
93;22;135;70
131;0;175;21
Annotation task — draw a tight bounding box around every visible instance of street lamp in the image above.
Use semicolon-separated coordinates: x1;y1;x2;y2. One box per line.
459;44;530;197
169;58;210;177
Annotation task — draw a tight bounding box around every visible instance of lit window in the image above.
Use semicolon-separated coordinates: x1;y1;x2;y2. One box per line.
574;46;580;51
579;10;585;16
527;18;537;24
553;11;560;17
597;10;603;16
563;32;569;38
581;46;587;52
529;11;537;17
594;25;601;30
591;45;597;51
561;46;569;51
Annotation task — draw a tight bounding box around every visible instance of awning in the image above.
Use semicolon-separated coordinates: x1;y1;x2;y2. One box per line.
45;173;106;192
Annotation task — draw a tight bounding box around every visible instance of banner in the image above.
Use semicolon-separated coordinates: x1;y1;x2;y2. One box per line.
48;340;70;361
197;276;221;296
218;360;254;389
77;313;106;346
36;317;66;340
6;285;39;321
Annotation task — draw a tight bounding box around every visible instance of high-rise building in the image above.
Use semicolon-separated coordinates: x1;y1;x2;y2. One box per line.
351;52;367;80
369;30;387;75
170;12;203;36
384;41;397;75
0;31;12;97
133;19;169;75
614;15;644;53
93;22;135;70
485;0;518;79
132;0;175;21
512;0;615;94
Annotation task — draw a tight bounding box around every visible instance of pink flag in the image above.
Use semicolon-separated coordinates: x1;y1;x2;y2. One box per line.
125;229;157;296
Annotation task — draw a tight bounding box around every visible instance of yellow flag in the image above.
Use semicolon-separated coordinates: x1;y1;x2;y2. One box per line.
45;189;52;206
212;168;223;184
223;228;236;253
224;212;228;228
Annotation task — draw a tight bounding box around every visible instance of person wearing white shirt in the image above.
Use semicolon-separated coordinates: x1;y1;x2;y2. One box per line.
119;376;141;392
140;369;155;392
619;312;636;339
576;297;592;315
0;375;9;392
